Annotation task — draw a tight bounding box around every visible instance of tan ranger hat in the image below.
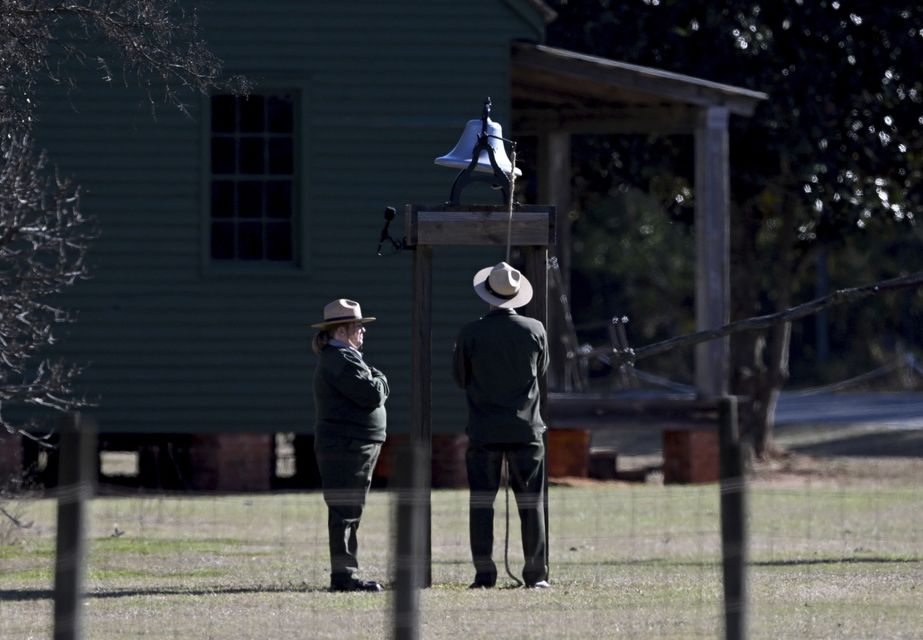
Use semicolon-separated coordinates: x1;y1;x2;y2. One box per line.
472;262;533;309
310;299;376;329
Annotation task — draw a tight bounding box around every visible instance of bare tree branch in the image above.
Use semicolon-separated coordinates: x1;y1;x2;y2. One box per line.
1;0;248;125
0;504;33;529
1;1;245;438
0;130;93;434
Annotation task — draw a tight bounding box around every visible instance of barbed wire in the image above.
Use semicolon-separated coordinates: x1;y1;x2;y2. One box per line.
786;353;923;397
575;269;923;367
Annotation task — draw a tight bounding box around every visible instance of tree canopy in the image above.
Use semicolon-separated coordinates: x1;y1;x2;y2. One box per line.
548;2;923;231
545;1;923;453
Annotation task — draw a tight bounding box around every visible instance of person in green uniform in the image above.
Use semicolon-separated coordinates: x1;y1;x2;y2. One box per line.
452;262;550;589
311;298;388;592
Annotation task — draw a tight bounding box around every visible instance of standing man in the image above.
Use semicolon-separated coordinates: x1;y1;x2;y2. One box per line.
452;262;550;589
311;298;388;592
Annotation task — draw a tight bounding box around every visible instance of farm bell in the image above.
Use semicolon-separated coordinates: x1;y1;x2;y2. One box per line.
434;117;522;177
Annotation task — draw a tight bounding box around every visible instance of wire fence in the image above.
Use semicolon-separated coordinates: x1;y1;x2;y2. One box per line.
2;422;922;639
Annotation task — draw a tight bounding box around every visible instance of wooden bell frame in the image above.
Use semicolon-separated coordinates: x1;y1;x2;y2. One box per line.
404;203;555;586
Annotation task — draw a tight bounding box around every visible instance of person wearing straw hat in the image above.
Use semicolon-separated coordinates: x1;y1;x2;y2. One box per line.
452;262;550;589
311;299;388;592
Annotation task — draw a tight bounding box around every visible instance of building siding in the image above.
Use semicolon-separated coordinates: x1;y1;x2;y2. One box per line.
34;0;544;435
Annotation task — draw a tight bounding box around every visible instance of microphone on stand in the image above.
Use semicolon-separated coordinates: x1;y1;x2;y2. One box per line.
377;206;397;255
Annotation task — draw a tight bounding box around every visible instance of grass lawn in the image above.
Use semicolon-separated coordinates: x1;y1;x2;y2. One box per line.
1;476;921;639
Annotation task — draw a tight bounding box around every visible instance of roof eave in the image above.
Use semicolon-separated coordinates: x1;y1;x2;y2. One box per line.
513;43;768;117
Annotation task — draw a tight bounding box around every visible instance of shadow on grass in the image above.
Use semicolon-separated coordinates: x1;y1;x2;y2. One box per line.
583;556;923;569
788;429;923;457
0;582;332;602
750;556;923;567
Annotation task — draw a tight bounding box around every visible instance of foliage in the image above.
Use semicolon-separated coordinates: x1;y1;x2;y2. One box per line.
0;1;245;435
568;153;697;380
535;134;701;394
545;1;923;452
548;1;923;234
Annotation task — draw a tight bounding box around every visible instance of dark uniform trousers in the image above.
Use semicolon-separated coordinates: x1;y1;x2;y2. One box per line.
314;434;382;583
466;439;547;586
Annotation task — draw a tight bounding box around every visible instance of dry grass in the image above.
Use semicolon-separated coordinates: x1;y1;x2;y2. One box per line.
1;422;922;639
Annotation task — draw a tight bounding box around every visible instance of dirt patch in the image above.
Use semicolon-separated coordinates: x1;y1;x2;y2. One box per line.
579;417;923;488
755;421;923;486
549;475;652;488
748;451;923;488
588;422;923;487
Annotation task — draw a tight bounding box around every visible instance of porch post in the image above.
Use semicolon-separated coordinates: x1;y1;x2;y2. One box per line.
694;106;731;397
537;131;572;391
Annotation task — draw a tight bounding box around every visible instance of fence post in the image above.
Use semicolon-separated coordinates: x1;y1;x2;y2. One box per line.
718;396;747;640
53;413;97;640
392;442;425;640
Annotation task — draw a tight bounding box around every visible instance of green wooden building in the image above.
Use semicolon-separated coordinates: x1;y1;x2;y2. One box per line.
23;0;553;489
9;0;764;490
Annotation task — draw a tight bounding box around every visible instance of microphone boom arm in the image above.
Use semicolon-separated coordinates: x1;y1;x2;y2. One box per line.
376;206;405;256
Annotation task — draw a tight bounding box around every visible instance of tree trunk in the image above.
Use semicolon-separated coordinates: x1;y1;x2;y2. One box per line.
749;319;791;458
730;171;800;459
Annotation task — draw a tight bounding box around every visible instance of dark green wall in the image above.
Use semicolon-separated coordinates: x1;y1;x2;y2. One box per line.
35;0;545;435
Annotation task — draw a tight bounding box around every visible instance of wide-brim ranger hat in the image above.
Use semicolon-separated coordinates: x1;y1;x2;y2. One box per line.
310;298;376;329
472;262;533;309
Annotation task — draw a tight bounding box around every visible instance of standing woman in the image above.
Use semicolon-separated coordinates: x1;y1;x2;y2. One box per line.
311;298;389;592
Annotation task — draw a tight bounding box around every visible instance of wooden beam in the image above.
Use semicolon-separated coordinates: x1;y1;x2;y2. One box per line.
405;205;554;247
546;392;721;430
521;245;550;580
522;247;549;329
536;133;571;263
405;206;555;587
53;414;97;640
694;106;731;397
536;133;571;391
512;44;767;117
410;245;433;587
718;396;747;640
514;105;699;135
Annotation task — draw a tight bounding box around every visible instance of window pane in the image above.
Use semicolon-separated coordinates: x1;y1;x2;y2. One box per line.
211;137;235;174
237;181;263;218
209;91;298;264
211;222;235;259
266;222;293;261
239;138;264;174
239;96;265;133
238;222;263;260
266;181;292;219
267;95;294;133
211;95;236;133
268;139;293;174
211;181;235;218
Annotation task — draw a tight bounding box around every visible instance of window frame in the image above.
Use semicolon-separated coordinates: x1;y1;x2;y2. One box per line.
200;84;311;277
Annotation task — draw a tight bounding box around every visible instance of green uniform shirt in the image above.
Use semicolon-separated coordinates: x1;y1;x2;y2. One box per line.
452;308;549;444
314;343;388;442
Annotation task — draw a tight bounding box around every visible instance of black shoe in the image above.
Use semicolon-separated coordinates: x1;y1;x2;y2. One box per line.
330;578;383;592
468;581;496;589
526;580;551;589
